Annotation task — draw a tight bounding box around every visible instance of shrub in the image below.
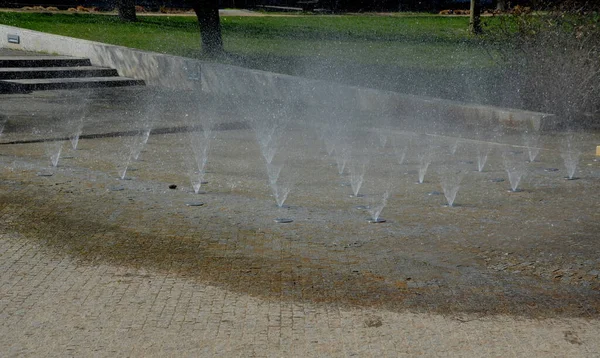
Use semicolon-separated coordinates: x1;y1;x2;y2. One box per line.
483;1;600;128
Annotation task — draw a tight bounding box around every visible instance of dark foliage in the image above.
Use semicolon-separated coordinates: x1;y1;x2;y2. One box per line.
483;0;600;128
118;0;138;21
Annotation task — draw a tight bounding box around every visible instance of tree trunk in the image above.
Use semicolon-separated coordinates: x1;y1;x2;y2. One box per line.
469;0;482;34
117;0;137;22
192;0;224;58
496;0;506;11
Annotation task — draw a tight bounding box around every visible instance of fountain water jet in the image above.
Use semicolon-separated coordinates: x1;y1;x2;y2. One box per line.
50;141;63;168
476;142;492;172
117;154;132;180
250;102;289;166
270;167;294;222
391;134;409;165
560;133;581;180
130;130;147;162
417;148;433;184
349;157;368;197
65;91;93;151
37;128;65;168
274;184;291;208
0;115;6;137
318;116;347;157
449;138;460;155
141;126;151;146
439;164;465;207
266;162;283;187
502;149;527;192
190;171;207;194
523;130;541;162
117;131;147;180
130;124;152;162
115;108;149;179
252;109;296;212
367;191;389;223
129;97;160;162
70;128;82;150
187;125;212;193
138;91;166;150
333;144;351;175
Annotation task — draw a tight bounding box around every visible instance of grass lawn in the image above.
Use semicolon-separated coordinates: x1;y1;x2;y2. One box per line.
0;11;505;103
0;12;492;68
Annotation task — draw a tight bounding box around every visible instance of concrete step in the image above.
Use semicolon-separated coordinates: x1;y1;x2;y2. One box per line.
0;77;146;93
0;56;92;68
0;66;119;80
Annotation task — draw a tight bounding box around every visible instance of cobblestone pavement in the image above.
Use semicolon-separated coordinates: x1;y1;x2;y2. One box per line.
1;233;599;357
1;87;600;356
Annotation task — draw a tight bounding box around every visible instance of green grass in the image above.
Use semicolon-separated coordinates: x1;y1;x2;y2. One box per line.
0;11;504;102
222;15;493;69
0;12;491;69
0;12;202;56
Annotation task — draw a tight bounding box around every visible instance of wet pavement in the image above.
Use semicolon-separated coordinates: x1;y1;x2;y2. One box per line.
1;85;600;356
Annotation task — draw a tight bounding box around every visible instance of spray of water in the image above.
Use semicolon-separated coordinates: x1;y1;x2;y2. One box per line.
349;158;368;197
187;125;212;193
117;139;134;179
250;101;290;166
118;161;130;180
523;130;541;162
368;191;389;222
50;142;63;168
560;133;581;179
476;142;492;172
266;162;283;187
417;150;432;184
130;130;147;162
274;183;291;208
439;164;465;207
65;90;92;151
70;128;82;150
319;114;347;157
333;144;351;175
38;128;65;168
502;149;527;192
391;134;409;165
191;175;204;193
138;90;165;149
449;138;460;155
0;115;6;136
117;129;150;180
324;134;336;156
415;135;436;183
141;127;151;145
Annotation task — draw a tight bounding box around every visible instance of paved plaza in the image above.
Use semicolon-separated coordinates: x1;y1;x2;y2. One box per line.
1;84;600;356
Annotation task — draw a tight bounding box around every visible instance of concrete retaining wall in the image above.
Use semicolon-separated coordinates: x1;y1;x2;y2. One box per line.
0;24;202;89
0;24;555;130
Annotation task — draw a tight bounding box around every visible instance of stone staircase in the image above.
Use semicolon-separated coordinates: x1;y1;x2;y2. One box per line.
0;55;145;93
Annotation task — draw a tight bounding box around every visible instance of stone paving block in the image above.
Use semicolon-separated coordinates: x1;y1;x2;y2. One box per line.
1;87;600;356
